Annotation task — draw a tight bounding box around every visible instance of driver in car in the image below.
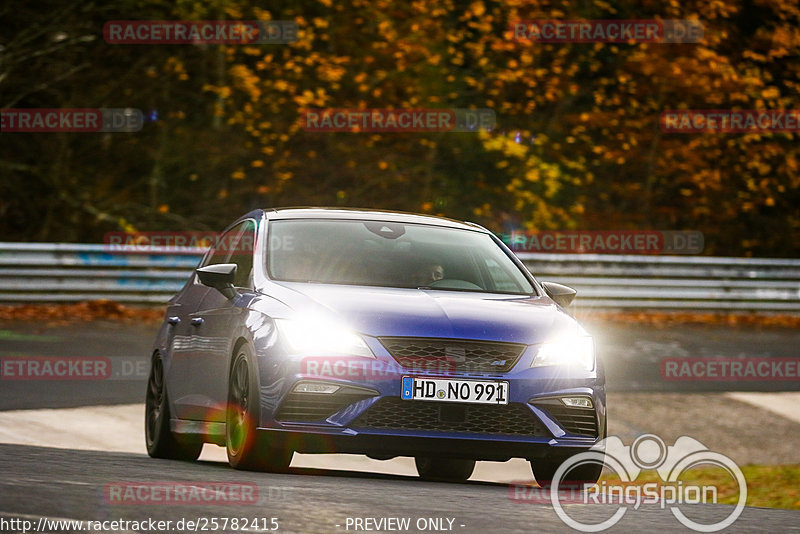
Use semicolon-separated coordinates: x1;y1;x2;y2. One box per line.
415;262;444;286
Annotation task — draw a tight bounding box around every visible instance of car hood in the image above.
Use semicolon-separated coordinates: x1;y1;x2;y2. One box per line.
267;282;581;344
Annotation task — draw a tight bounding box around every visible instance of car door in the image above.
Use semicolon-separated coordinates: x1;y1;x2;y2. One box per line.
164;261;212;383
179;219;258;422
167;223;244;420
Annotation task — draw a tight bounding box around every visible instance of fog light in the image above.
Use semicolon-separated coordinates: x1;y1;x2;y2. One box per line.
293;382;340;394
561;396;593;408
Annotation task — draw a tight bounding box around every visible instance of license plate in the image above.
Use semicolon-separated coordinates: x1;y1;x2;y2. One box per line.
401;376;509;405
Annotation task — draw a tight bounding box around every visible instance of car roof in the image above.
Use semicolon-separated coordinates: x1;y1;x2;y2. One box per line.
259;207;488;232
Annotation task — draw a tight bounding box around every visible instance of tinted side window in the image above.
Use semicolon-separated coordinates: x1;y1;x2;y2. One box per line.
199;222;245;269
230;220;256;288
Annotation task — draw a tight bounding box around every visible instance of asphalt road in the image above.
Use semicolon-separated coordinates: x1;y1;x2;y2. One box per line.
590;319;800;393
1;318;799;533
1;318;799;411
1;445;798;534
0;321;154;411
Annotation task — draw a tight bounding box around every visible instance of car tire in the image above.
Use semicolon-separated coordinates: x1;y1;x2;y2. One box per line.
226;343;292;472
531;418;607;488
530;455;603;488
415;457;475;482
145;353;203;461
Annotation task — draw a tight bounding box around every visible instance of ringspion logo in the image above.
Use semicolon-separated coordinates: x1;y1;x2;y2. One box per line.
510;434;746;532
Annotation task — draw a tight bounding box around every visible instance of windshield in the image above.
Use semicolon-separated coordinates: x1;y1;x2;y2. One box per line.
267;219;535;295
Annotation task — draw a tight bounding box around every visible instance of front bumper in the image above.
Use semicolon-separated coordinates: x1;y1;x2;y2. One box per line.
259;384;605;461
255;424;601;462
255;337;606;461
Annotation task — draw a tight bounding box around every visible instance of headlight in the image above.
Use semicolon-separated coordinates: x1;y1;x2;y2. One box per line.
532;336;594;371
275;317;375;358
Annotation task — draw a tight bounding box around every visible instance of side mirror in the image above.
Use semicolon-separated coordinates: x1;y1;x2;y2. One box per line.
541;281;577;307
197;263;239;299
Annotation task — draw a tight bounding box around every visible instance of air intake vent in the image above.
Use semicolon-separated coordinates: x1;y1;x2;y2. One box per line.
276;385;377;422
378;337;526;374
530;399;599;437
353;397;550;437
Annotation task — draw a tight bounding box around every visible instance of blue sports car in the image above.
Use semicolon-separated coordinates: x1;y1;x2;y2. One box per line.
146;208;606;484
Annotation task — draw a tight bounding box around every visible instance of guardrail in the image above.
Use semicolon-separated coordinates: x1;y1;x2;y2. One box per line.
0;243;798;311
0;243;201;304
517;253;800;311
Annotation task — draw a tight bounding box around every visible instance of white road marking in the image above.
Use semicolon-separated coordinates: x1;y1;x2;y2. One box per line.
725;392;800;425
0;404;532;483
5;396;794;484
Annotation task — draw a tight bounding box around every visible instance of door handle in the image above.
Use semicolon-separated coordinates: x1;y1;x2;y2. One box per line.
190;317;204;327
167;316;180;325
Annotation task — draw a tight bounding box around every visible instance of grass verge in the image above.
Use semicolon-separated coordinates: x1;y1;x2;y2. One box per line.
599;464;800;510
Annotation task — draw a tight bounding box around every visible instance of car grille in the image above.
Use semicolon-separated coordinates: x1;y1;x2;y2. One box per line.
276;386;377;422
352;397;550;437
532;402;599;437
378;337;526;374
